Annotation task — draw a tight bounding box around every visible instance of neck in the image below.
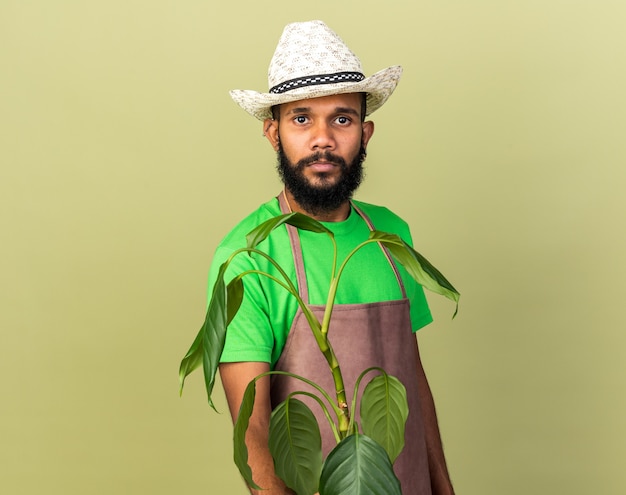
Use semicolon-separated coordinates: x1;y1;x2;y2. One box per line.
284;189;351;222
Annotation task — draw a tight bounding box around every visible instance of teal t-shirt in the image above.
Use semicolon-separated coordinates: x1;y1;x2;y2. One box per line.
208;196;433;369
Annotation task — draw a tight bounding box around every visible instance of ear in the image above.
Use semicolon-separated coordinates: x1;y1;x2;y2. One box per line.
263;118;280;151
361;120;375;149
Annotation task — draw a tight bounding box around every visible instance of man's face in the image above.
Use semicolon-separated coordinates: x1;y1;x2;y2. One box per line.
267;93;374;215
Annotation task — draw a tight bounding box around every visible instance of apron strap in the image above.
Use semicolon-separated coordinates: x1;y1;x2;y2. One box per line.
350;202;408;299
277;191;310;303
276;190;407;302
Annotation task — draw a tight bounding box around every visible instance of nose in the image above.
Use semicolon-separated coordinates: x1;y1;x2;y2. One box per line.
310;121;335;150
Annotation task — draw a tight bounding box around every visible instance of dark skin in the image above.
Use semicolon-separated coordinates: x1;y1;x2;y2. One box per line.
263;93;374;222
220;93;454;494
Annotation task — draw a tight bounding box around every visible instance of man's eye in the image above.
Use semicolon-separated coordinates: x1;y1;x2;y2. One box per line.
294;116;308;124
336;116;350;125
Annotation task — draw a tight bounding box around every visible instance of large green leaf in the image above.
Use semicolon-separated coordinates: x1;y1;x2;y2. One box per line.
200;270;227;411
319;434;401;495
177;326;203;394
233;379;262;490
179;261;243;411
370;231;460;316
269;398;322;495
226;276;244;326
360;374;408;463
246;212;332;250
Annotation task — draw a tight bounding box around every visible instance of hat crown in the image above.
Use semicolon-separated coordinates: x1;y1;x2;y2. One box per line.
229;20;402;120
268;21;364;91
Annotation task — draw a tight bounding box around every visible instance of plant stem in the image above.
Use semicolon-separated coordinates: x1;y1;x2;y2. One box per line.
316;280;351;437
317;241;383;437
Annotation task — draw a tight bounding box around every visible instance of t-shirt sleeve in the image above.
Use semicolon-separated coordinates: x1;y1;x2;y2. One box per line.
407;279;434;332
390;217;434;332
354;202;434;332
207;246;274;364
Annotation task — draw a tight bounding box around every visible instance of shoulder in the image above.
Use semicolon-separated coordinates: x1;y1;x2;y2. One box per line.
208;196;286;289
218;197;282;250
351;200;413;243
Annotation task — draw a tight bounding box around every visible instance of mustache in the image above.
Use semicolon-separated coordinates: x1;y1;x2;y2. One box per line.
295;151;348;169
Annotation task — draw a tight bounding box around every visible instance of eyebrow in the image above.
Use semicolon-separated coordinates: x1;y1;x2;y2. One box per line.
285;106;360;117
334;107;360;117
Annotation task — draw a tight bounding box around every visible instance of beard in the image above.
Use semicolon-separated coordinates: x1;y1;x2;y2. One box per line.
276;143;366;217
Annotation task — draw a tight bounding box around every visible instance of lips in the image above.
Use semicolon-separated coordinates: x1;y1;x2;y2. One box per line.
307;161;338;173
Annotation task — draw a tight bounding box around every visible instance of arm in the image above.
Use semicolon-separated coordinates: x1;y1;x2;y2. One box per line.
219;361;295;495
414;337;455;495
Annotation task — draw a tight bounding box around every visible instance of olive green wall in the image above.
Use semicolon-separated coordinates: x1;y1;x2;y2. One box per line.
2;1;625;493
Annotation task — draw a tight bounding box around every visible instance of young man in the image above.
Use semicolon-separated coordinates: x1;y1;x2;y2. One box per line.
212;20;454;494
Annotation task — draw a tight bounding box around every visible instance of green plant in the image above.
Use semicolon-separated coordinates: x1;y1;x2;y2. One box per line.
179;213;459;495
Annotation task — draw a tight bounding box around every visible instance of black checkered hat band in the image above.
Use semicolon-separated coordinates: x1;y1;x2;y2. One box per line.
269;71;365;94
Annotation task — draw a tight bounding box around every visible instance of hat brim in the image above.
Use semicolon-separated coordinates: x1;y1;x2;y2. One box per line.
230;65;402;121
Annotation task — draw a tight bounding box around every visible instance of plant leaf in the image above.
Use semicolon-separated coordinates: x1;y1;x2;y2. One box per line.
319;433;401;495
233;379;262;490
178;261;231;411
226;276;244;326
360;374;408;463
246;213;332;250
284;212;334;234
269;398;322;495
370;231;460;317
177;327;203;395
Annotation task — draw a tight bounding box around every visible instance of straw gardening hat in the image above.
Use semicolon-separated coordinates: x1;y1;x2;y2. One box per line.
230;20;403;121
